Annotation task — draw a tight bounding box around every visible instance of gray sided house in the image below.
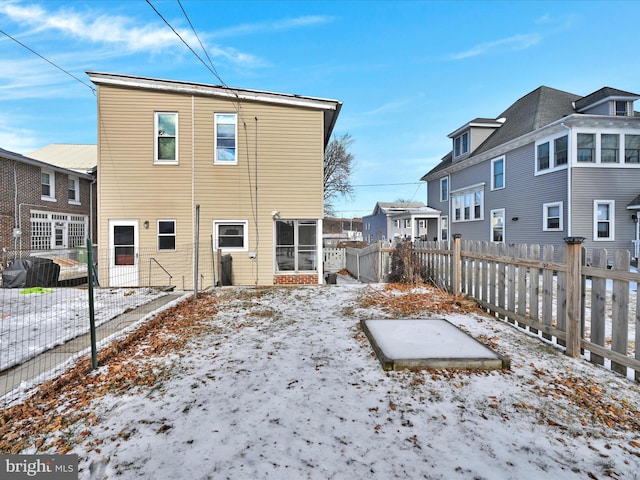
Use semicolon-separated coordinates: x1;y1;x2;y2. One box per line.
422;86;640;264
362;202;441;244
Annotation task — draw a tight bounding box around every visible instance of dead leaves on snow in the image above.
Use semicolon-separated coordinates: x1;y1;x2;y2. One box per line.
0;292;220;455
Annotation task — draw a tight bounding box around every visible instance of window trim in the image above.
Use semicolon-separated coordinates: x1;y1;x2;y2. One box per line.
491;156;505;190
154;111;179;164
593;200;615;241
625;134;640;164
157;219;177;251
535;133;569;175
440;215;448;241
453;131;469;158
577;133;595;163
440;177;449;202
601;133;619;163
554;135;568;166
214;220;248;251
214;113;238;165
543;201;563;232
451;183;484;223
274;219;319;273
490;208;505;243
41;169;55;201
68;175;80;205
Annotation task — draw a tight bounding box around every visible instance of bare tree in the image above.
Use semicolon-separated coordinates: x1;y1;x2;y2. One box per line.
324;133;355;216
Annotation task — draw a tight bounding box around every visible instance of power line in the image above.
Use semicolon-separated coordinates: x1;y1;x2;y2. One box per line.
145;0;227;86
0;28;96;95
352;182;424;187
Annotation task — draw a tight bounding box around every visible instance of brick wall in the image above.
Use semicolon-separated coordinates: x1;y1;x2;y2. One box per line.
273;274;319;285
0;158;93;251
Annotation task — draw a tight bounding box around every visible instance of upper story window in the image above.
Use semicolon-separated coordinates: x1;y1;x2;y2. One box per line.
536;134;568;174
440;177;448;202
454;131;469;158
491;157;504;190
615;101;628;116
537;142;550;170
601;134;619;163
155;112;178;163
554;136;568;166
577;133;595;162
452;184;484;222
214;113;237;164
68;176;80;204
625;135;640;163
158;220;176;251
41;169;55;201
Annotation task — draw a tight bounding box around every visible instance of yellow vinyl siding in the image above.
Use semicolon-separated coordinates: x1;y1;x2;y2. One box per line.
97;83;327;287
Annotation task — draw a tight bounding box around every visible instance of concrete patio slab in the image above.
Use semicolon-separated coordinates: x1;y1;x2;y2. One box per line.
361;319;510;371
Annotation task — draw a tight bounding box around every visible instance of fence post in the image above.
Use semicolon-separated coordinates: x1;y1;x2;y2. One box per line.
86;238;98;370
452;234;462;296
564;237;585;358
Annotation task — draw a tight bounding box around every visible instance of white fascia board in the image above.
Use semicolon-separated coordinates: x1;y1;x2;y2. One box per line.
87;71;340;111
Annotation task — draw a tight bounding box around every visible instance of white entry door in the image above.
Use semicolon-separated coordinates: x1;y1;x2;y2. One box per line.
109;220;139;287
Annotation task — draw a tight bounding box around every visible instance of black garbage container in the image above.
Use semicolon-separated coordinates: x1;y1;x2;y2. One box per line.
325;272;337;284
2;257;59;288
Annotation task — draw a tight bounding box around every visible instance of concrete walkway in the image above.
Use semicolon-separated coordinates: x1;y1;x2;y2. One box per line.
0;292;186;399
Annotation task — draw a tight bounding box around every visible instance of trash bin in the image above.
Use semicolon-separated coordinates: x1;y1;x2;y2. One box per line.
221;254;232;286
326;272;337;284
2;257;59;288
76;247;87;263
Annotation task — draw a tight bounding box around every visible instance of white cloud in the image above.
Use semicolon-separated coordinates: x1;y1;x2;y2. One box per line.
0;117;39;154
449;33;542;60
210;15;334;39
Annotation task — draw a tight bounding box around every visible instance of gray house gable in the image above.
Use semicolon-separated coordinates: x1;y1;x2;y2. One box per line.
420;85;640;263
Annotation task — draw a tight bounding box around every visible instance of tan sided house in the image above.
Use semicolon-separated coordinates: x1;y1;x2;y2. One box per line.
88;72;342;288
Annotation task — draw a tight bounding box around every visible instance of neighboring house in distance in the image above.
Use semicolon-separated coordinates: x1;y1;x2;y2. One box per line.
421;86;640;264
28;144;97;241
362;202;441;243
322;217;363;247
88;71;342;288
0;147;94;257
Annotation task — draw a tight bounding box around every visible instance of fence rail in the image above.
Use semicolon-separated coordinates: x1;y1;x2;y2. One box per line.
413;236;639;382
345;243;393;282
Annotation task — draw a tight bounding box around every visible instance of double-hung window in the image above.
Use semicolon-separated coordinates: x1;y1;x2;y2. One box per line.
615;101;628;116
577;134;595;162
68;176;80;204
543;202;563;231
451;185;484;222
601;134;619;163
214;221;247;250
41;169;55;201
155;112;178;163
454;132;469;158
491;157;504;190
537;142;550;170
554;136;568;166
625;135;640;163
440;177;448;202
214;113;237;164
158;220;176;251
275;220;317;272
594;201;614;241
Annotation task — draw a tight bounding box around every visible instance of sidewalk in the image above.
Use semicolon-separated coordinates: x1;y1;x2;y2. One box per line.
0;292;185;399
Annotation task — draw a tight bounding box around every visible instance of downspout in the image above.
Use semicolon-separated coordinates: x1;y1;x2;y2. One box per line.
561;123;572;236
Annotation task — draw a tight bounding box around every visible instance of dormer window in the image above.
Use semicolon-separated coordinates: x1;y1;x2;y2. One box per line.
454;131;469;158
615;101;628;116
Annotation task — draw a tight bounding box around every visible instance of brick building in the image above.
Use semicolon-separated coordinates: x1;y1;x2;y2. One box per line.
0;147;95;258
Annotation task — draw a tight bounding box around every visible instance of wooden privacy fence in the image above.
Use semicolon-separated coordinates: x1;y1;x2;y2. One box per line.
414;235;639;382
345;243;393;283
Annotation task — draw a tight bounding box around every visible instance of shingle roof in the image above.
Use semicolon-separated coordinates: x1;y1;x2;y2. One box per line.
574;87;640;111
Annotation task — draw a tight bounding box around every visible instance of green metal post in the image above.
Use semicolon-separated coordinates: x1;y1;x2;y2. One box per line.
87;238;98;369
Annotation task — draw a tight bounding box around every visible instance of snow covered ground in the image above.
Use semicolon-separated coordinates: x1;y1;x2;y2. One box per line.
9;281;638;480
0;288;167;371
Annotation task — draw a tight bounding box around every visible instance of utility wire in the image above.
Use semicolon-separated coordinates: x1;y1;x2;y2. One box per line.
0;28;96;95
176;0;225;87
145;0;226;86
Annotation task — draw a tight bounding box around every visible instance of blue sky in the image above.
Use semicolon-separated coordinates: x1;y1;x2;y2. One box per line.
1;0;639;218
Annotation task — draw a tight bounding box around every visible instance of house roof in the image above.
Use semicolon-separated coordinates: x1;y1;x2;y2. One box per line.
574;87;640;111
370;201;426;215
87;71;342;147
627;194;640;209
0;146;94;180
28;144;97;174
